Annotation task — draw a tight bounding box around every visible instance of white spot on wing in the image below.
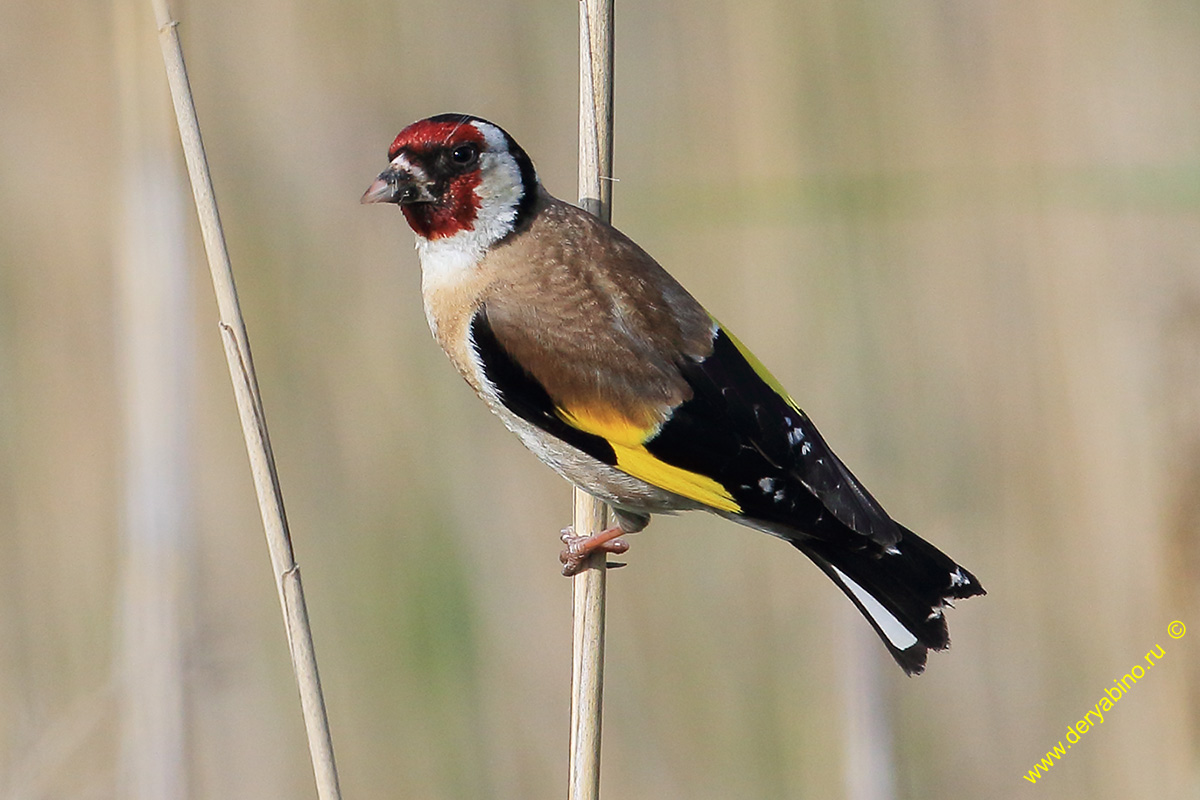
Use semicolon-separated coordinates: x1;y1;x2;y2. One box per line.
949;567;970;588
829;565;919;651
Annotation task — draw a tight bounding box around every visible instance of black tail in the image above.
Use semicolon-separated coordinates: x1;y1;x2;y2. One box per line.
793;526;985;675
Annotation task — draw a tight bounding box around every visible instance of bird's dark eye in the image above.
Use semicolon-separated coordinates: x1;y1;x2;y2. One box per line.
450;143;479;167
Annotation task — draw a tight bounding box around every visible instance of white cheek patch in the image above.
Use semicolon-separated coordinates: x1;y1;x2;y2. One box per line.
472;123;526;241
829;565;919;651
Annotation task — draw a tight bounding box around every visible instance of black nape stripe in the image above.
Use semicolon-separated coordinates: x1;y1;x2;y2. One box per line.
499;131;538;235
469;309;616;466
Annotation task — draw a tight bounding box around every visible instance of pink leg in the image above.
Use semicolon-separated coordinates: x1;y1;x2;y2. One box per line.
559;525;631;576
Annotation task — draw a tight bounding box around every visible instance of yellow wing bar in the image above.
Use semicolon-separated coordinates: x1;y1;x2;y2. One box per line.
558;405;741;513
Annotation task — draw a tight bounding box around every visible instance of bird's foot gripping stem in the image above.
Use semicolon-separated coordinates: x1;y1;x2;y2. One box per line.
560;526;630;576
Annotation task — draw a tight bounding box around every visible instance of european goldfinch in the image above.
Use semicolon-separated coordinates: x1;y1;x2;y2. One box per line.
363;113;984;674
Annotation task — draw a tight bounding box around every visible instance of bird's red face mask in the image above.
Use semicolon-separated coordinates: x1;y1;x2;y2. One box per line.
361;118;487;240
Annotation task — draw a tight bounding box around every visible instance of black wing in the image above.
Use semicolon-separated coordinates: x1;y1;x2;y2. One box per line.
645;324;903;546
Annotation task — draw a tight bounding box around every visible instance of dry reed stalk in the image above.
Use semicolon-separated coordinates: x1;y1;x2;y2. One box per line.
147;2;341;797
570;2;615;799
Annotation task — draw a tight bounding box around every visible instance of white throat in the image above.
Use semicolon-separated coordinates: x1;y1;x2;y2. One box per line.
415;234;486;294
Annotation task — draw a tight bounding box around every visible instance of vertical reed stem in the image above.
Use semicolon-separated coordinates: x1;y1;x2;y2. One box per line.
570;2;614;799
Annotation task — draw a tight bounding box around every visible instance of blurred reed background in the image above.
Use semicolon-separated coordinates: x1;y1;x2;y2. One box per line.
1;0;1198;798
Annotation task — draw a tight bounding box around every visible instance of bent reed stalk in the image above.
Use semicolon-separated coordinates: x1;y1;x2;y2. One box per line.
148;2;341;798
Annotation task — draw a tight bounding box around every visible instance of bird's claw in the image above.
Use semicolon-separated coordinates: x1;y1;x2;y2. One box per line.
559;526;630;576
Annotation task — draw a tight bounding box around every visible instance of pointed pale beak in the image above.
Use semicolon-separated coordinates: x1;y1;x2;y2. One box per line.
360;166;437;205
